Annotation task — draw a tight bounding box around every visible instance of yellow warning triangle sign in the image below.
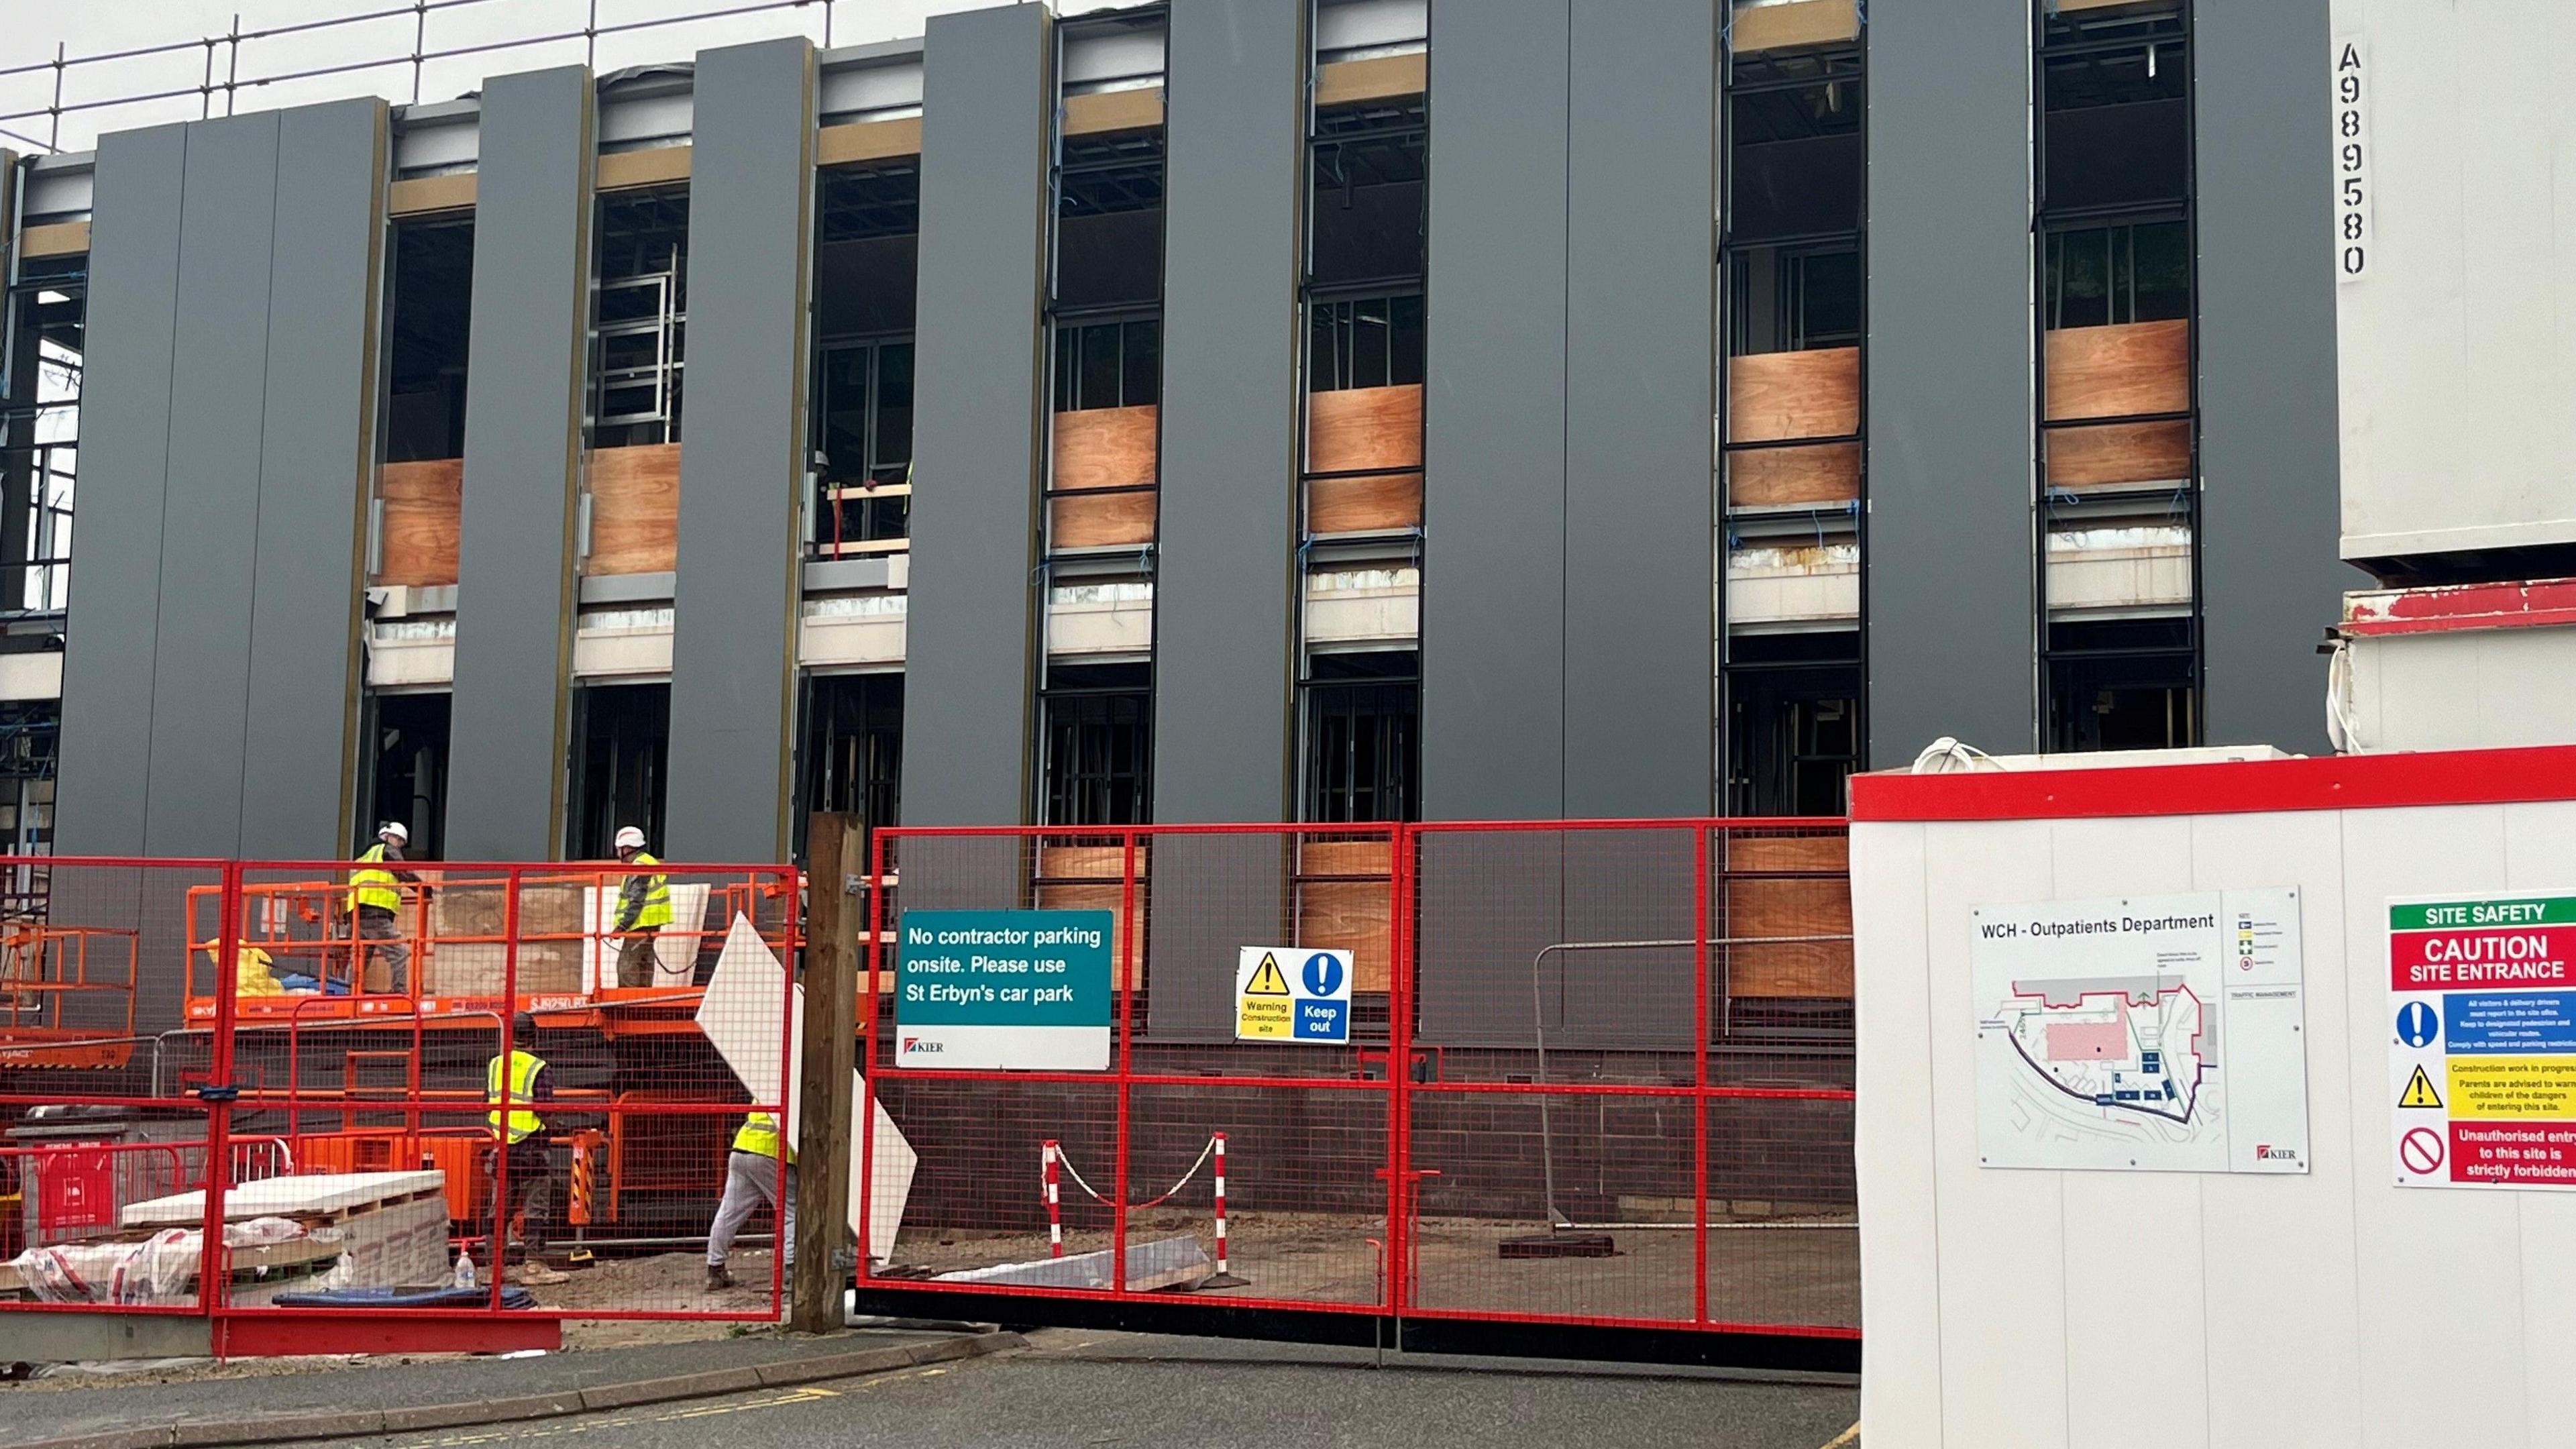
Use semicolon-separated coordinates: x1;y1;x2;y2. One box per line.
2400;1064;2443;1110
1245;953;1291;996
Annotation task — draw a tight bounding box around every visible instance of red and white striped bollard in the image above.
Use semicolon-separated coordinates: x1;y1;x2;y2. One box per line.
1042;1139;1064;1258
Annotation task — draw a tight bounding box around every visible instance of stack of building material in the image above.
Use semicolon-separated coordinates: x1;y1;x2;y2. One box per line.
2;1171;450;1305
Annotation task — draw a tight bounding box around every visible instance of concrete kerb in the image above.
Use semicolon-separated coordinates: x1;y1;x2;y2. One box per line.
22;1333;1024;1449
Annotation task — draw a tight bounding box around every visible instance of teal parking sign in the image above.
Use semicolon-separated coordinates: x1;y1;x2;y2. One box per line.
896;910;1112;1070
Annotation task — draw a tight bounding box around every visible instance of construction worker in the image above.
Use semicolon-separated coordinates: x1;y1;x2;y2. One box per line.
610;825;672;989
704;1110;796;1291
349;822;421;994
486;1011;565;1285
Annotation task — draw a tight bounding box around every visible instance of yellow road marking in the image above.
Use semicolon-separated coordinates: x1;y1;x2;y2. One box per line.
1817;1422;1860;1449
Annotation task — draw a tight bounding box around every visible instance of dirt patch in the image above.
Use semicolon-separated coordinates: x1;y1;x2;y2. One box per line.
877;1209;1858;1327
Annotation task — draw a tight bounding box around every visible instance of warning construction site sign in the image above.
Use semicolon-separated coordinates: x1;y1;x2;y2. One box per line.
1236;947;1352;1043
2388;891;2576;1191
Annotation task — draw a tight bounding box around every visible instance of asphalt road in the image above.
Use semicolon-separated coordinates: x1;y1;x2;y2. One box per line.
311;1331;1860;1449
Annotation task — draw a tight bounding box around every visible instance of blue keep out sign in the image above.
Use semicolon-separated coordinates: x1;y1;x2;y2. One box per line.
1293;949;1352;1042
2396;1000;2439;1049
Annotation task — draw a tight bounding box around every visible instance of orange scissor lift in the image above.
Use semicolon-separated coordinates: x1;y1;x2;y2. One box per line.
177;871;800;1238
0;920;141;1071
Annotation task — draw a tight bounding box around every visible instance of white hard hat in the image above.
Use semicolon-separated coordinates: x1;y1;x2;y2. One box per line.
614;826;647;850
378;821;410;843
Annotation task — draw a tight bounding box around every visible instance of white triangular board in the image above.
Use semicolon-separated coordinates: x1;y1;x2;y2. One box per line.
694;913;916;1262
581;881;713;991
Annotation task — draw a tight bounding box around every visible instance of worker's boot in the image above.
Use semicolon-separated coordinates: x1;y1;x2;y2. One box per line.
704;1265;734;1291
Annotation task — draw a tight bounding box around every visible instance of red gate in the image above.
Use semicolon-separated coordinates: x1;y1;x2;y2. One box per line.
853;820;1858;1371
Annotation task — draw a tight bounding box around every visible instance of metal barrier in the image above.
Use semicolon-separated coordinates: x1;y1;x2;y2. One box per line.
0;857;799;1352
853;820;1860;1369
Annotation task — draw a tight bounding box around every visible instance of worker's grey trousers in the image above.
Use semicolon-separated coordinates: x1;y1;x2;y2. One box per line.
708;1150;795;1269
357;906;408;991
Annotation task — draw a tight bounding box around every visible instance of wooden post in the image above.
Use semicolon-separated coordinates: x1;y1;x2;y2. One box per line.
791;813;862;1334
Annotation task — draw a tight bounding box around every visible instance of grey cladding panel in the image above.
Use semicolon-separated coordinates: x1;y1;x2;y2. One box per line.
241;99;387;859
56;124;187;855
449;66;593;860
2195;0;2347;753
1864;0;2035;765
1152;0;1306;824
144;113;279;858
1421;0;1569;820
901;5;1051;828
1562;0;1715;818
667;38;813;862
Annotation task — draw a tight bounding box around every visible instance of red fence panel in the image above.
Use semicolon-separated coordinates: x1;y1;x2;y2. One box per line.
1;857;800;1339
855;818;1858;1358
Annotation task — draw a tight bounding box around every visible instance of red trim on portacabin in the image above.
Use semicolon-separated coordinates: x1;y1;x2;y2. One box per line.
1849;743;2576;822
2341;577;2576;637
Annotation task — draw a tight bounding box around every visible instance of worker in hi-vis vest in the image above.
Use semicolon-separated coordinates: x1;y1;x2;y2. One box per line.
486;1012;564;1284
347;821;421;994
610;825;673;989
704;1110;796;1291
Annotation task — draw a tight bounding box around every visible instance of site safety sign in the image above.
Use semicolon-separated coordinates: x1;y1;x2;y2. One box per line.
1236;947;1352;1043
2388;891;2576;1190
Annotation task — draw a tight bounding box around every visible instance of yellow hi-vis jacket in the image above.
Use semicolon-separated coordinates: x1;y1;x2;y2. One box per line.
732;1112;794;1163
350;845;400;914
624;853;673;930
487;1050;547;1143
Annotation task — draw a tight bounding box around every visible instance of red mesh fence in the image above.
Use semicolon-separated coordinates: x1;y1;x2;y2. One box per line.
857;820;1858;1342
1;858;799;1327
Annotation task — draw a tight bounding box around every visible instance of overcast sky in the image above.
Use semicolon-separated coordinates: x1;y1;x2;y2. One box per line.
0;0;1127;154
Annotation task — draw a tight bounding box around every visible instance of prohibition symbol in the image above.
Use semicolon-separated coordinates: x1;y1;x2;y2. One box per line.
2398;1064;2443;1110
2396;1000;2438;1049
2400;1126;2445;1176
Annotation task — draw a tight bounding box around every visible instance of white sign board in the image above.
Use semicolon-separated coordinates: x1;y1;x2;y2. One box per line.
1234;947;1352;1043
1972;890;2310;1173
2387;889;2576;1190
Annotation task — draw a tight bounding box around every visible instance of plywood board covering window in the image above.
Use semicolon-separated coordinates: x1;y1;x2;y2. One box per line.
1034;843;1142;989
588;443;680;574
376;459;464;586
1723;833;1853;998
1730;0;1862;55
1307;384;1423;533
1295;839;1391;994
1052;405;1158;490
1049;490;1157;549
1726;347;1860;507
2044;318;2188;421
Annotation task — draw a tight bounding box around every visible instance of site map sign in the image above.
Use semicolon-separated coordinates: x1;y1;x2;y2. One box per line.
1973;890;2310;1174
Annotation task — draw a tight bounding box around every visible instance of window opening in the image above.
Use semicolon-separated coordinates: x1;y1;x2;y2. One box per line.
0;701;58;915
1721;32;1866;787
1038;661;1151;826
1045;122;1165;558
794;672;902;859
2045;618;2196;752
589;184;688;449
813;162;920;557
1300;649;1417;824
2035;1;2198;751
383;218;474;463
1301;90;1426;541
364;691;451;861
567;682;669;859
1724;631;1860;816
0;253;84;616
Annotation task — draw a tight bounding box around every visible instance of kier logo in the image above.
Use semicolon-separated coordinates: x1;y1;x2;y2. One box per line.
2255;1144;2298;1163
902;1037;941;1055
